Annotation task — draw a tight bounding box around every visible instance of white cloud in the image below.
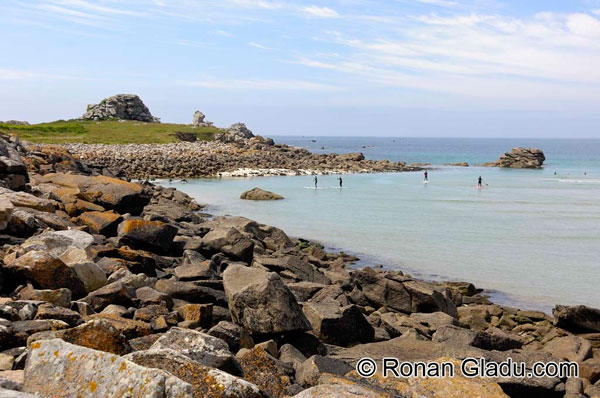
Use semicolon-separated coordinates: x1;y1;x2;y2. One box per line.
419;0;457;7
48;0;146;17
184;79;341;91
249;41;272;50
302;6;340;18
231;0;282;10
566;13;600;37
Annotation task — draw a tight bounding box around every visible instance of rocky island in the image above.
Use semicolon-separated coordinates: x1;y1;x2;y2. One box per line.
0;118;598;398
484;148;546;169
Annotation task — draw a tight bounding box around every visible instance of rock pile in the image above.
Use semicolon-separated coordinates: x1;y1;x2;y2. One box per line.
0;139;596;398
484;148;545;169
0;121;29;126
61;140;418;179
82;94;160;123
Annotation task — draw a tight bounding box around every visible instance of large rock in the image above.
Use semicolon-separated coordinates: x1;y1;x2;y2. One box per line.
484;147;545;169
27;319;132;355
24;339;192;397
4;251;86;297
82;94;159;122
20;229;94;258
292;384;382;398
78;210;123;236
223;264;311;335
543;336;592;362
40;173;150;215
215;123;255;143
240;188;284;200
303;298;374;346
554;305;600;333
150;327;240;374
117;219;178;252
201;227;254;263
125;348;262;398
254;254;329;284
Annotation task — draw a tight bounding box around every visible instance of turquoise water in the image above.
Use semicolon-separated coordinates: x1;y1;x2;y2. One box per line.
169;138;600;312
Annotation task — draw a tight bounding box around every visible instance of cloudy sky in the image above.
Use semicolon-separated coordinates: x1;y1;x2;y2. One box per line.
1;0;600;137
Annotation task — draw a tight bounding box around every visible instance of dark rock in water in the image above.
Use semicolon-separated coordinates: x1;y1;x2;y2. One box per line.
240;187;284;200
484;147;545;168
554;305;600;333
81;94;159;122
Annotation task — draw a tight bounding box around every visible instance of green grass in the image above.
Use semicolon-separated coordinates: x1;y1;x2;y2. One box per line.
0;119;220;144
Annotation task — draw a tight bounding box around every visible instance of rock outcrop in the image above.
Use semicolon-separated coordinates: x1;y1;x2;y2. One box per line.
484;148;545;169
215;123;255;143
81;94;159;123
240;187;284;200
192;111;213;127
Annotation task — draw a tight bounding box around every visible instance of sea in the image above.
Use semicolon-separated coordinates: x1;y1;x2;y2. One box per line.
168;137;600;312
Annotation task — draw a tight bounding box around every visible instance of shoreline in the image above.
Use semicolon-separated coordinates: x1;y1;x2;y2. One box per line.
2;135;598;398
191;187;551;314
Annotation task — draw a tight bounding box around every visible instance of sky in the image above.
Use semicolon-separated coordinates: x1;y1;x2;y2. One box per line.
1;0;600;137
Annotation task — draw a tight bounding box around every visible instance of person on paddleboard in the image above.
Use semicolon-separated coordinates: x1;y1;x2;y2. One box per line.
338;176;343;188
314;176;318;189
477;176;483;188
424;170;428;182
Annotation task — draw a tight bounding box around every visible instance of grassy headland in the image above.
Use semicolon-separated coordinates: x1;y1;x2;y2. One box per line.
0;119;220;144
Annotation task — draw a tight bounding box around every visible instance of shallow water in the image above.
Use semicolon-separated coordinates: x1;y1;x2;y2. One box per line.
168;137;600;312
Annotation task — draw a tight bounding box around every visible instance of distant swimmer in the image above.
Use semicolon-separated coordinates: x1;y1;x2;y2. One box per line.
477;176;483;189
584;172;587;175
424;170;428;182
181;178;188;184
554;171;557;175
338;176;343;188
314;176;318;189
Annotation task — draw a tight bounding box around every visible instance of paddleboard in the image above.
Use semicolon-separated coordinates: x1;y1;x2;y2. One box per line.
304;187;327;190
423;181;429;184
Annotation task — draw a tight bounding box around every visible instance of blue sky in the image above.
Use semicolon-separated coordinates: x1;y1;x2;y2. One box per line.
1;0;600;137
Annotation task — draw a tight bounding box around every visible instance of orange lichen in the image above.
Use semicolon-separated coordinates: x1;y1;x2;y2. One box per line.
89;381;97;392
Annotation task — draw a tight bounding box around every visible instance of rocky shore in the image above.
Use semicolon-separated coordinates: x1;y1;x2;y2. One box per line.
0;135;598;398
59;140;420;180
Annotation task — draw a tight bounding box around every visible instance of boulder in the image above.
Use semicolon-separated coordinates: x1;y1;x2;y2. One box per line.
554;305;600;333
34;303;81;326
78;210;123;236
303;298;374;346
154;279;226;305
291;384;382;398
215;123;254;143
125;348;262;398
237;346;295;397
24;339;192;397
296;355;353;387
208;321;255;353
0;188;56;212
81;281;135;312
16;286;71;308
0;135;29;191
484;147;545;168
150;327;240;374
40;173;150;215
223;264;311;335
85;314;152;339
82;94;159;122
240;188;284;200
201;227;254;263
254;254;329;284
5;251;86;298
20;230;94;258
117;219;178;252
69;262;107;293
543;336;593;362
27;319;131;355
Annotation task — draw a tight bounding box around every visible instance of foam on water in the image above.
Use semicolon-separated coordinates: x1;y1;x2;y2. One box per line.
169;137;600;312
